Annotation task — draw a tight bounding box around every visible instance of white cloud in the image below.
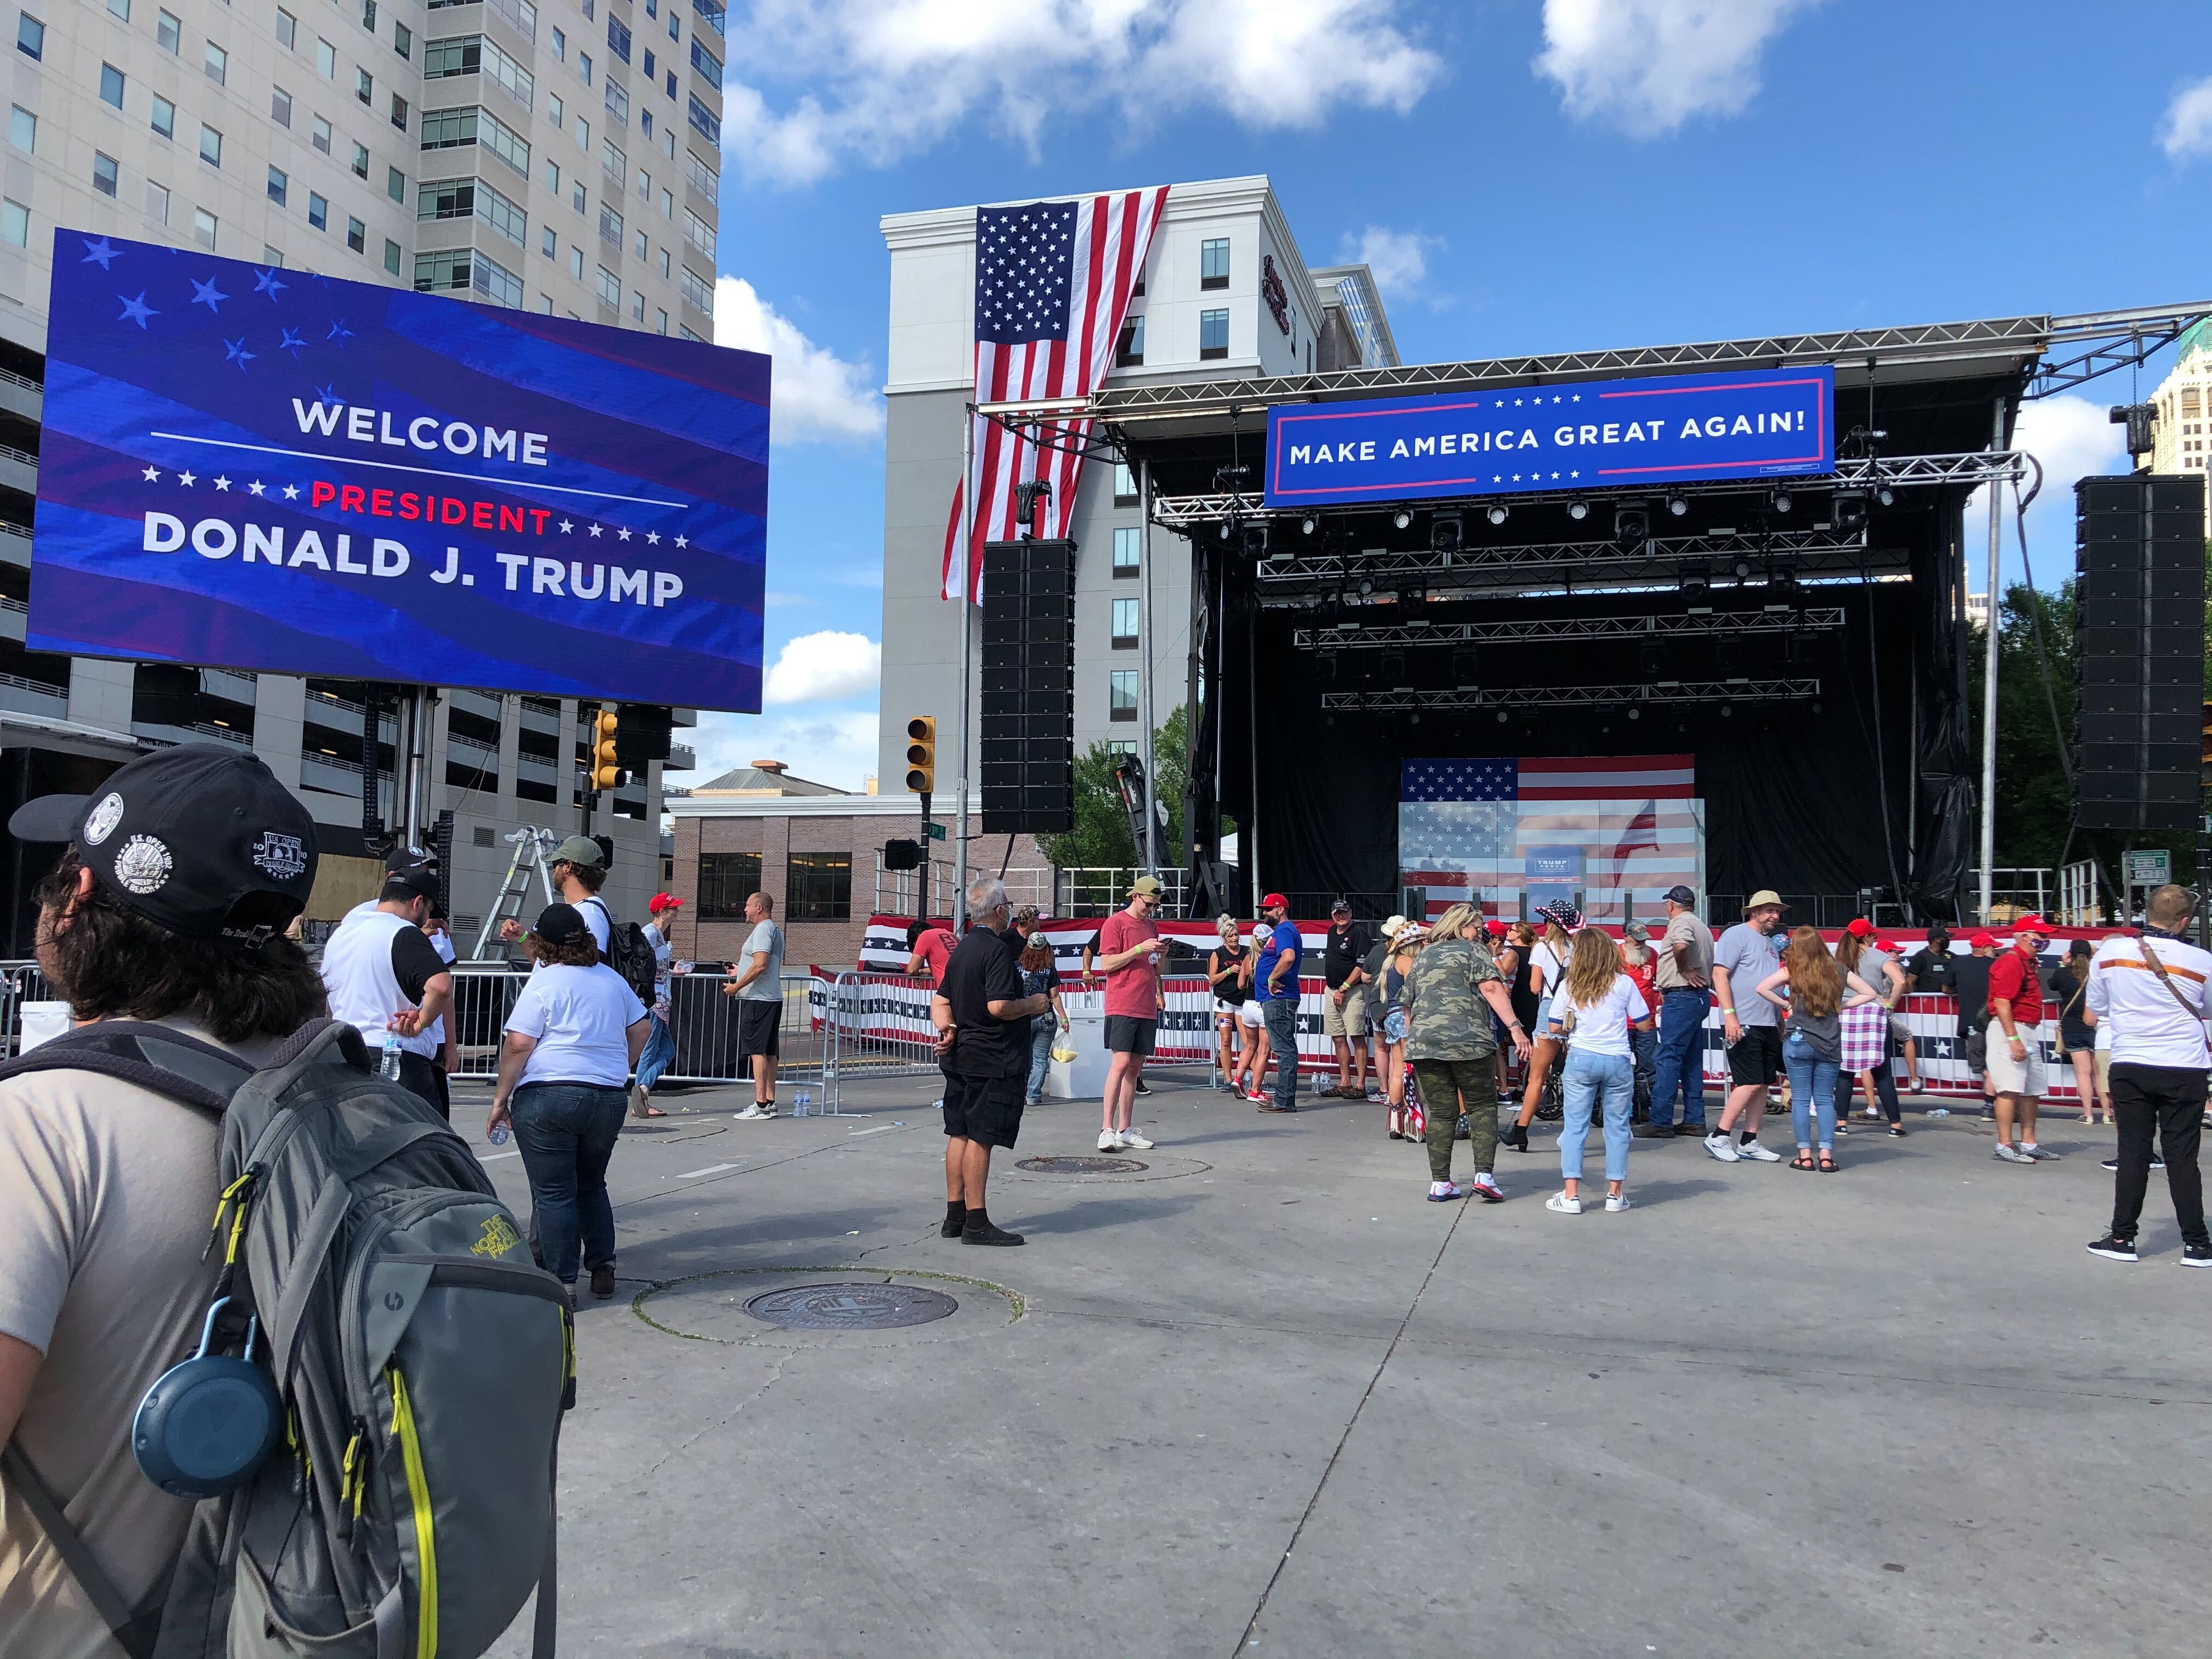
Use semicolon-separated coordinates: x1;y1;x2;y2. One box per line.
686;710;881;792
1535;0;1815;138
1965;394;2129;576
1340;225;1440;297
2158;76;2212;160
713;275;882;444
717;0;1443;187
761;629;882;706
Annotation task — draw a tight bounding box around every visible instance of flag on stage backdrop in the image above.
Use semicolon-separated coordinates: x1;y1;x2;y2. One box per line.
940;187;1169;602
1398;756;1705;921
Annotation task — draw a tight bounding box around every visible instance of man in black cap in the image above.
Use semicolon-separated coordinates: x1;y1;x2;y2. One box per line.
320;860;456;1117
1641;884;1715;1138
0;744;324;1657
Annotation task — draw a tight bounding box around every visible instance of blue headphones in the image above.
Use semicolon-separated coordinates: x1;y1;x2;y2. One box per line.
131;1297;282;1499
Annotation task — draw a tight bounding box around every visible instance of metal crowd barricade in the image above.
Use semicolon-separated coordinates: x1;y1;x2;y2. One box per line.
819;969;947;1113
0;960;58;1059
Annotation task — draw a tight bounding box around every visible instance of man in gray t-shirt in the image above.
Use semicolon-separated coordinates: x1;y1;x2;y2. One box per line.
723;891;788;1117
1705;891;1789;1163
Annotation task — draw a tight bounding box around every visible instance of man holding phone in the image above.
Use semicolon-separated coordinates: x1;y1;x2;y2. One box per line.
1096;876;1167;1152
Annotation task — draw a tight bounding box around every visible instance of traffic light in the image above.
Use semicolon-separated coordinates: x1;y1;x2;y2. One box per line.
590;706;622;791
905;716;935;793
883;837;922;872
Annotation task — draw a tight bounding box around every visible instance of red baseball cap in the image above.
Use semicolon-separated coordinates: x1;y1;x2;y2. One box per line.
1877;939;1898;954
648;892;684;915
2012;915;2050;935
1485;919;1507;936
1844;917;1872;938
1261;893;1289;911
1968;930;1996;949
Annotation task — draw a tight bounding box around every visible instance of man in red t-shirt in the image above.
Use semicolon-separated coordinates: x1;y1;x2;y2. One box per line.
1987;916;2053;1163
904;918;958;988
1095;876;1166;1152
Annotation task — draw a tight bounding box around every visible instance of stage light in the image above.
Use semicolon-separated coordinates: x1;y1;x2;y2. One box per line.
1431;514;1463;555
1876;487;1895;507
1486;504;1509;526
1380;652;1407;684
1241;523;1269;558
1731;558;1753;582
1771;490;1793;514
1408;712;1421;725
1627;707;1641;720
1392;509;1413;531
1358;578;1375;596
1568;500;1590;521
1218;521;1232;540
1667;496;1689;517
1614;503;1651;544
1679;567;1711;597
1496;710;1509;723
1768;561;1799;592
1720;703;1734;718
1301;515;1318;535
1831;490;1867;534
1451;647;1480;684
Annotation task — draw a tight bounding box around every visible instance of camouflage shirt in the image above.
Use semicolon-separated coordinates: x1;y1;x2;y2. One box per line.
1402;937;1508;1062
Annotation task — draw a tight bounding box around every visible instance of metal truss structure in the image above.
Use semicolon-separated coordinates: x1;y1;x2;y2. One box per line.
1320;679;1822;714
2029;304;2212;399
1256;527;1864;584
1291;608;1846;651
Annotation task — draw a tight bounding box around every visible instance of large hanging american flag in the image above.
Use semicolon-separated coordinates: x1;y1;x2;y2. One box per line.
1398;755;1705;922
940;187;1170;602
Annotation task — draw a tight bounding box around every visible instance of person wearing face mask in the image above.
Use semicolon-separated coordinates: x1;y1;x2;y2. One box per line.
1987;917;2059;1164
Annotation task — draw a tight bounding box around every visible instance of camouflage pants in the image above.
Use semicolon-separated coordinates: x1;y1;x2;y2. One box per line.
1413;1057;1496;1182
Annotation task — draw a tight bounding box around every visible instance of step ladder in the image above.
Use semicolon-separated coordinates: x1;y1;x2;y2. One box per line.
469;827;561;961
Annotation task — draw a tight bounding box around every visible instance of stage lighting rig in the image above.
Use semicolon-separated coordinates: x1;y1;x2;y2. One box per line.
1770;490;1794;515
1013;478;1051;535
1567;500;1590;521
1768;560;1800;594
1679;567;1711;598
1431;514;1463;555
1830;490;1868;534
1613;502;1651;545
1730;557;1754;583
1667;496;1689;517
1392;509;1414;531
1486;504;1509;526
1451;647;1480;685
1301;515;1318;535
1241;522;1270;558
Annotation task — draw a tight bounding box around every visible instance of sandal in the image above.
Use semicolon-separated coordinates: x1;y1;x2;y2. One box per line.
1788;1153;1816;1171
1818;1153;1839;1172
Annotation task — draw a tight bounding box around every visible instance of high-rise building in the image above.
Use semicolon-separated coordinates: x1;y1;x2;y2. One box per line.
0;0;726;947
2147;319;2212;533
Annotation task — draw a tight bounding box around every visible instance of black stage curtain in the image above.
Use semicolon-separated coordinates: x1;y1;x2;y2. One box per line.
1250;579;1938;915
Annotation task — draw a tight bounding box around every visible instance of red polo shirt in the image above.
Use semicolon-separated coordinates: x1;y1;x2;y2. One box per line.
1987;946;2044;1026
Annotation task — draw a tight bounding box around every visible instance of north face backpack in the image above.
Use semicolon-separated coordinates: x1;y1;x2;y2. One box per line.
582;895;658;1007
0;1018;573;1659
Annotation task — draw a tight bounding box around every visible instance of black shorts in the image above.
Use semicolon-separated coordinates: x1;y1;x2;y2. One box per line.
943;1071;1024;1149
737;998;780;1060
1726;1023;1784;1087
1104;1015;1157;1056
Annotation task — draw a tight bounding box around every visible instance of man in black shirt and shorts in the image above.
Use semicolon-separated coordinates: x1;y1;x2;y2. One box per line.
931;878;1052;1246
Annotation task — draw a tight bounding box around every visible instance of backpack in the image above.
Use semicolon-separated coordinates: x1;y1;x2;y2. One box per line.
0;1018;573;1659
583;895;658;1007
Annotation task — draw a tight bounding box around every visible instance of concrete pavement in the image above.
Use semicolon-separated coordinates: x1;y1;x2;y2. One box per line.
474;1069;2212;1658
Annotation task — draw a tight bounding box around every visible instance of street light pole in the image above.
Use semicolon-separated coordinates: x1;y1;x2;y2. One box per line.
954;407;975;931
1977;397;2003;925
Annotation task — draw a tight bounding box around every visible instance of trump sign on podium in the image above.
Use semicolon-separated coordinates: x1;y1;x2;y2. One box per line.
29;231;768;709
1263;365;1834;509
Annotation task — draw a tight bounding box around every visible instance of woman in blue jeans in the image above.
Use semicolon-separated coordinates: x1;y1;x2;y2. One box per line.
488;902;651;1302
1754;927;1880;1172
1017;932;1068;1105
1543;928;1655;1214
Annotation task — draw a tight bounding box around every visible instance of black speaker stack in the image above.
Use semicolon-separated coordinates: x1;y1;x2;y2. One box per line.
2073;473;2205;830
979;538;1075;834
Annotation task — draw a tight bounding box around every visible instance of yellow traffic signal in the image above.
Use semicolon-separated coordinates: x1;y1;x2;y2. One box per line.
591;707;621;791
905;715;936;794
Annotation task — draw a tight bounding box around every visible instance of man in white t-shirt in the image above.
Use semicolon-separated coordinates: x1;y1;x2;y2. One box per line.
499;835;614;955
2085;885;2212;1266
724;891;787;1119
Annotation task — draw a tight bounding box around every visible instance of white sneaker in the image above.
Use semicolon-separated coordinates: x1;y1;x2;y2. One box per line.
1545;1192;1583;1214
1605;1193;1632;1212
1097;1128;1124;1152
1736;1139;1781;1163
1993;1143;2035;1164
1467;1172;1504;1203
1118;1129;1155;1150
734;1103;772;1121
1703;1133;1742;1163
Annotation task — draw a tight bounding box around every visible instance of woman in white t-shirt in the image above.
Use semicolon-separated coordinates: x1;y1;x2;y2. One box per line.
1542;927;1654;1214
1506;901;1581;1150
487;902;650;1303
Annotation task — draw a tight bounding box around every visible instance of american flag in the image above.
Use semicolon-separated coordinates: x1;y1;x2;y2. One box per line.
1398;755;1703;922
940;187;1169;602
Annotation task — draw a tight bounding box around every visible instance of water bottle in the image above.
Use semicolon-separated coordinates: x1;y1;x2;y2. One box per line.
1928;1107;1949;1118
487;1123;511;1146
379;1030;403;1080
795;1087;812;1116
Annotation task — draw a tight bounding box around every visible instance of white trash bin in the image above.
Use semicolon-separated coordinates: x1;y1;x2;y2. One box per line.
1048;992;1111;1100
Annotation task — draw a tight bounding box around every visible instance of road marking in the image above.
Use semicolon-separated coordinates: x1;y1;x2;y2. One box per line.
482;1149;520;1161
676;1161;741;1178
848;1123;904;1137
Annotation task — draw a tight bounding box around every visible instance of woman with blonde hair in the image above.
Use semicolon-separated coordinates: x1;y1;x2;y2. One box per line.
1234;921;1272;1101
1367;916;1419;1138
1402;903;1531;1200
1756;926;1880;1172
1506;900;1581;1151
1542;926;1654;1212
1206;913;1248;1091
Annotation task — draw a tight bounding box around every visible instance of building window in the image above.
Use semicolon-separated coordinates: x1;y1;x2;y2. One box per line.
1199;308;1229;360
540;224;555;255
630;289;644;321
551;24;564;58
191;207;216;250
356;66;373;104
472;251;523;307
642;46;654;78
394;20;410;57
603;77;628;126
387;164;404;201
595;264;619;308
415;249;469;291
272;86;292;126
307;191;327;229
274;8;294;48
567;244;582;279
1109;670;1138;722
150;96;174;138
262;246;283;266
579;48;591;83
633;227;646;261
309;115;330;153
100;64;126;109
1106;740;1136;758
601;135;625;184
317;37;335;76
1112;525;1141;576
1111;597;1139;647
7;105;30;153
544;157;559;193
15;13;40;59
690;37;720;83
1113;461;1137;505
360;0;375;30
144;180;168;223
686;92;718;143
93;151;119;196
786;851;850;923
680;264;711;313
266;165;286;205
655;306;667;334
350;141;369;178
199;124;223;167
606;12;630;61
696;850;760;919
383;238;400;275
1115;313;1143;367
106;0;127;18
346;216;365;253
597;202;622;244
1200;237;1229;290
204;42;225;84
391;93;408;130
682;206;713;258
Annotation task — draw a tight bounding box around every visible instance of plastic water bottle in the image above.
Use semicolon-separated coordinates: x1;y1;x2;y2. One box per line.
794;1087;812;1116
487;1123;511;1146
1928;1107;1949;1118
379;1030;403;1081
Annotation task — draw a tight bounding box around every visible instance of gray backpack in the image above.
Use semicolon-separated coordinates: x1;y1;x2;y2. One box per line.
0;1018;572;1658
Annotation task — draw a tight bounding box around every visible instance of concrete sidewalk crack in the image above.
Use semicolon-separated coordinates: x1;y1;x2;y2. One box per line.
1232;1195;1470;1655
636;1348;797;1481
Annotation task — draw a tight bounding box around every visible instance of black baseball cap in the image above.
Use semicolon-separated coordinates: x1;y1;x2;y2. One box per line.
534;901;589;945
382;865;440;904
8;742;318;941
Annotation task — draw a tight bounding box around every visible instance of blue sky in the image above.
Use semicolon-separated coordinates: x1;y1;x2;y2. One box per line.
695;0;2212;789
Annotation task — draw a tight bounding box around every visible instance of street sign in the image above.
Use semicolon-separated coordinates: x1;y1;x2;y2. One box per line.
2124;849;2171;887
925;822;946;842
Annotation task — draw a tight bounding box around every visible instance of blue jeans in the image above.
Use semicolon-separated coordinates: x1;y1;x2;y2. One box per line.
512;1081;627;1284
1560;1047;1634;1183
1027;1021;1055;1101
1262;996;1300;1108
1649;989;1711;1128
635;1012;676;1093
1783;1031;1840;1152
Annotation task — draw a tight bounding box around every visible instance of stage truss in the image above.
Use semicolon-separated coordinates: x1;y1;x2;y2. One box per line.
1291;608;1847;651
1321;680;1822;713
1252;527;1872;596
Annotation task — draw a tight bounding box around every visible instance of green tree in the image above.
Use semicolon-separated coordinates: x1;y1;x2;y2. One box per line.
1042;705;1188;871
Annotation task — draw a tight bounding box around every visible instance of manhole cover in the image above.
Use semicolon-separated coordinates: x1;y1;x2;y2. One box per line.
1015;1155;1149;1175
741;1282;958;1331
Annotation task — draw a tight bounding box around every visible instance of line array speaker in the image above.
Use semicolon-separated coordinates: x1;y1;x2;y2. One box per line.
979;538;1076;834
2072;474;2205;830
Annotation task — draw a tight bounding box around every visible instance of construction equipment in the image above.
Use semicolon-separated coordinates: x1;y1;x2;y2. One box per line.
470;826;562;960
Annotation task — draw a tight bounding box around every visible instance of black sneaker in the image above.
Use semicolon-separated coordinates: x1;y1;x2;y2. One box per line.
962;1218;1025;1246
2183;1243;2212;1268
2100;1156;2166;1172
2086;1234;2139;1262
1632;1122;1675;1139
1674;1124;1709;1138
940;1207;967;1239
1133;1078;1153;1096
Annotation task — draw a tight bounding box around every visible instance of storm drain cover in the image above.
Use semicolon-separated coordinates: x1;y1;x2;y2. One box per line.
1015;1155;1149;1175
742;1282;957;1331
